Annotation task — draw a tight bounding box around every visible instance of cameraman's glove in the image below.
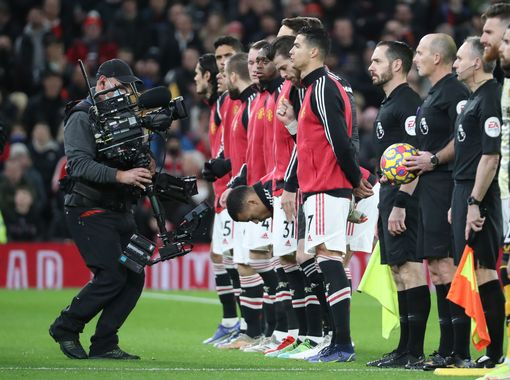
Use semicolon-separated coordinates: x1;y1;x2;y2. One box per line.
202;161;217;182
209;158;231;178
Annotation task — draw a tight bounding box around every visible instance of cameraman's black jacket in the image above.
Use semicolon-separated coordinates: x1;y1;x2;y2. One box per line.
63;99;132;210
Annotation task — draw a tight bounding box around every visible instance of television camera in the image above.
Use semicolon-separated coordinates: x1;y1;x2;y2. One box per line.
78;60;211;273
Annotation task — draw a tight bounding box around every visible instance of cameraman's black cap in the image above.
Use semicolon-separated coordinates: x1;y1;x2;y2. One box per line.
96;59;142;84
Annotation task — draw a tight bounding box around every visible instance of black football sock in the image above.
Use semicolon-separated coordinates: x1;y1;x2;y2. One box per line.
406;285;430;358
436;283;453;357
396;290;409;354
283;263;308;337
300;258;331;335
449;300;471;359
213;263;237;319
239;274;264;338
251;259;279;337
317;256;352;348
480;280;504;361
224;255;241;309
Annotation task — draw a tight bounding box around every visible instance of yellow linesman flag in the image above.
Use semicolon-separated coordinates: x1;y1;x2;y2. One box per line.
358;241;399;339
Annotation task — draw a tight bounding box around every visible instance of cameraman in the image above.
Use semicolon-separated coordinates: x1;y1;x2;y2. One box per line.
49;59;152;360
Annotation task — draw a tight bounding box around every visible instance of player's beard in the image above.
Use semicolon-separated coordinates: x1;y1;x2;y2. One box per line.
484;44;500;62
374;69;393;87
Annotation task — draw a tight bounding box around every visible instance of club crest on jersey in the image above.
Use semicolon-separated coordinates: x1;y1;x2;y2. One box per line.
376;121;384;139
257;108;265;120
484;117;501;137
405;116;416;136
233;105;240;115
210;122;217;135
419;117;429;135
457;124;466;142
266;109;273;122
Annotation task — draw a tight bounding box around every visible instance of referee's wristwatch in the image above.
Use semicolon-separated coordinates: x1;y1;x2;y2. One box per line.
430;154;439;169
467;196;481;206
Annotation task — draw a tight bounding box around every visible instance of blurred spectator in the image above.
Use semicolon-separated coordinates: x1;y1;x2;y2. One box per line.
0;1;21;42
135;47;165;89
14;7;50;94
161;11;203;72
28;122;62;196
66;63;88;101
66;10;118;74
188;0;223;30
42;0;62;39
22;69;65;138
0;157;36;212
43;33;72;85
141;0;169;52
8;142;46;214
358;106;378;174
3;185;43;241
199;11;225;53
109;0;148;60
328;18;366;81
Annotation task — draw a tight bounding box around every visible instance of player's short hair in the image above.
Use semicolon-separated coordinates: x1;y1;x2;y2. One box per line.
198;53;218;97
296;26;330;59
249;40;270;52
213;36;244;52
482;2;510;23
281;17;323;34
198;53;218;80
376;41;414;74
465;36;497;73
429;33;457;65
225;52;250;81
268;35;296;60
226;186;251;221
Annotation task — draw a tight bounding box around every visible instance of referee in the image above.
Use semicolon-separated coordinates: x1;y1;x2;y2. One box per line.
366;41;423;368
403;33;470;370
451;36;504;368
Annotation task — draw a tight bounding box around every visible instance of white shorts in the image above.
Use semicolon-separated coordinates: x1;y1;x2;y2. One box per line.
303;193;350;255
243;219;272;251
272;196;297;256
347;183;380;253
503;198;510;244
232;221;250;264
211;209;234;254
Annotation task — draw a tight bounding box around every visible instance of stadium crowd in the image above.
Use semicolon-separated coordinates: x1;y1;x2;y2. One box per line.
0;0;493;242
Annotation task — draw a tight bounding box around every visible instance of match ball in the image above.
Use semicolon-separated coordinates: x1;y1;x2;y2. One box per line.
380;143;418;185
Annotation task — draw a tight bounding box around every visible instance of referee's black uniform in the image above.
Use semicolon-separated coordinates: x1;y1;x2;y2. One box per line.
452;79;503;268
374;83;421;266
415;73;469;260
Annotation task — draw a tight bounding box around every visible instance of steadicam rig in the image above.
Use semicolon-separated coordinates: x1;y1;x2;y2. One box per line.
119;202;211;273
76;60;211;273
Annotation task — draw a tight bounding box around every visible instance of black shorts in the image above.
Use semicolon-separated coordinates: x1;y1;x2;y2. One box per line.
297;202;305;240
378;183;420;266
416;171;454;259
451;181;503;269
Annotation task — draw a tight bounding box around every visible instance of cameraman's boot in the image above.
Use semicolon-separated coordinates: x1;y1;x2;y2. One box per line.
49;321;88;359
89;346;140;360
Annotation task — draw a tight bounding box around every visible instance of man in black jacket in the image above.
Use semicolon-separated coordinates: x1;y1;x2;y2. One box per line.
49;59;153;360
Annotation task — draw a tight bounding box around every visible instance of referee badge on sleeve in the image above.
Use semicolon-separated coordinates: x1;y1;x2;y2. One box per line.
484;117;501;138
405;116;416;136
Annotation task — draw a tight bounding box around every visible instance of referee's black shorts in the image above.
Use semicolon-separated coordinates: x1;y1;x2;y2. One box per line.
378;183;420;266
451;180;503;269
416;171;454;260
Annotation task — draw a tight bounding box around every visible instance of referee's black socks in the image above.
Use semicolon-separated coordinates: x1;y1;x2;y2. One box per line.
396;290;409;354
406;285;430;358
435;283;453;357
479;280;504;361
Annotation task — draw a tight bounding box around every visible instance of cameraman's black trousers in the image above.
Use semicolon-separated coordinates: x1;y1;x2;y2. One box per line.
51;207;145;355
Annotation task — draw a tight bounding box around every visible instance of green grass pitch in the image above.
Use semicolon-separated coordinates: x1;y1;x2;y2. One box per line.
0;289;485;379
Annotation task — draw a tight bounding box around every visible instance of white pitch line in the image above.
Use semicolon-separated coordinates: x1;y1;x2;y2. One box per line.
142;292;220;305
0;367;406;373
